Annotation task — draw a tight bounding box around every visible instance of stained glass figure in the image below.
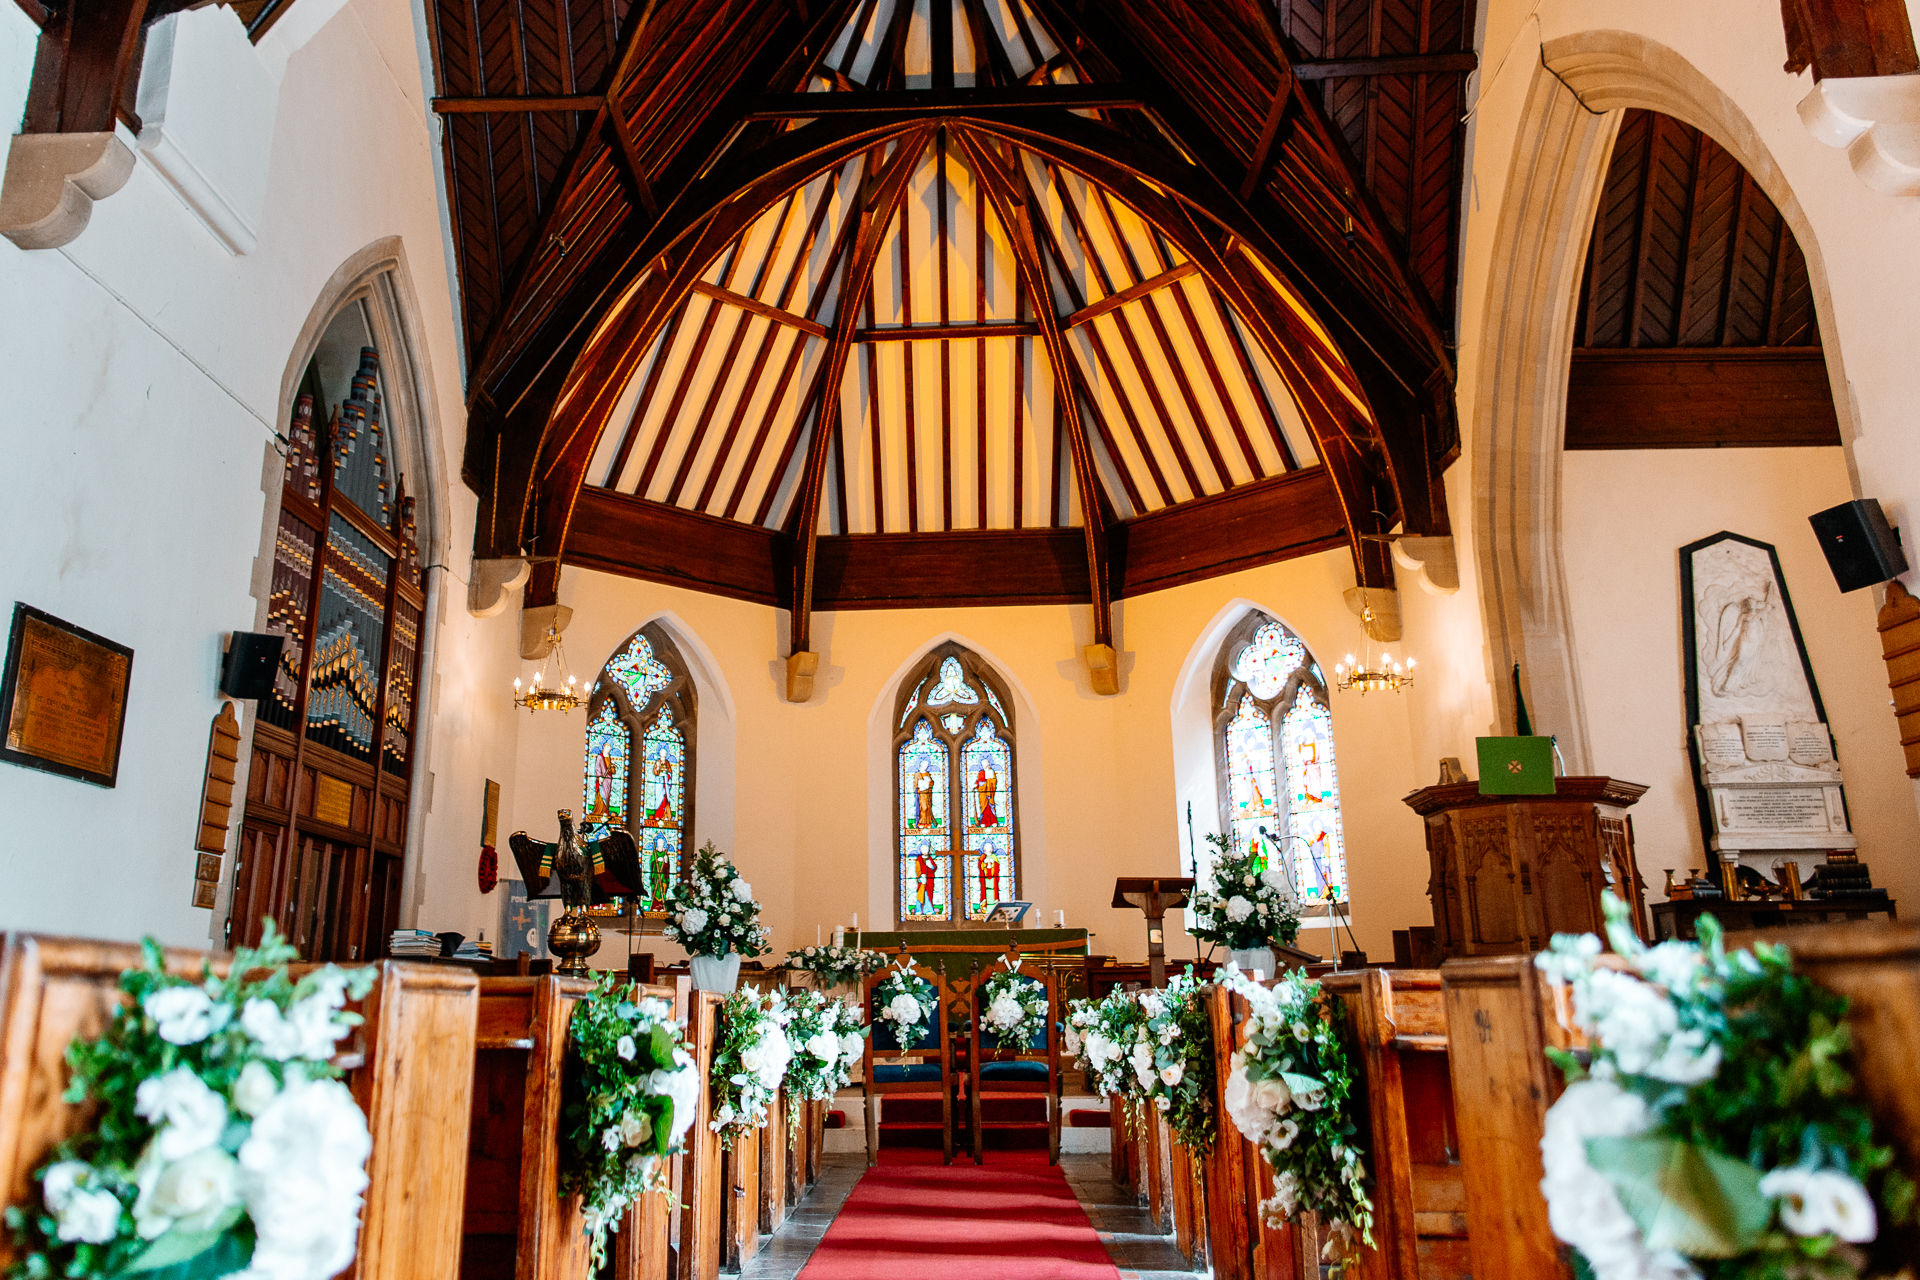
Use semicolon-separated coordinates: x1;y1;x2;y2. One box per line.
925;655;979;705
1282;689;1346;903
583;703;631;824
638;828;680;912
1224;695;1280;878
898;719;951;922
607;633;673;710
960;719;1015;921
1233;622;1307;699
638;707;684;830
961;842;1013;921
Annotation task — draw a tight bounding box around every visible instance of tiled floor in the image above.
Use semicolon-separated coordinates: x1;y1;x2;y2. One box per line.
732;1152;1200;1280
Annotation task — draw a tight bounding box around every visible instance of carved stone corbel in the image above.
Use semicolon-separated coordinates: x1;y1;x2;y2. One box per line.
1084;643;1119;696
1390;535;1460;594
785;650;819;703
467;556;530;617
0;133;135;250
1799;75;1920;197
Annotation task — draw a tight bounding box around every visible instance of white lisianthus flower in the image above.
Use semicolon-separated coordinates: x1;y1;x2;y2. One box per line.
232;1061;280;1117
144;986;229;1046
135;1067;228;1160
56;1187;123;1244
1273;1117;1300;1150
1224;896;1254;923
681;907;710;935
887;993;922;1025
617;1035;637;1061
40;1162;90;1214
1159;1063;1183;1087
1138;991;1164;1018
285;993;350;1061
731;879;754;902
806;1031;841;1065
236;1074;372;1280
1130;1040;1156;1088
139;1146;239;1233
1761;1168;1878;1244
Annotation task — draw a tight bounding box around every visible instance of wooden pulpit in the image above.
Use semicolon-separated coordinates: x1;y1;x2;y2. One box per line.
1111;878;1194;987
1402;777;1650;959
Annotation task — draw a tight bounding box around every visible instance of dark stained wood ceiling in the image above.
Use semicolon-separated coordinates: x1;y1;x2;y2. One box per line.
1567;109;1839;449
421;0;1478;652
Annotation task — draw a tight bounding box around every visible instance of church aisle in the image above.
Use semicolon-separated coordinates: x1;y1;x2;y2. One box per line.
788;1151;1124;1280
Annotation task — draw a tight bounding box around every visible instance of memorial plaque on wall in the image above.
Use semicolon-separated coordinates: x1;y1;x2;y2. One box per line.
0;604;134;788
1680;533;1852;872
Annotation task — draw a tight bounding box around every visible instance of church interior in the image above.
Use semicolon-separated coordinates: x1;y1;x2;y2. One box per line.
4;0;1920;1277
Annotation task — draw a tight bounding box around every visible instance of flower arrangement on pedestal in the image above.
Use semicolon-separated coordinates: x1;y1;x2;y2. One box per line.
1065;972;1217;1153
665;842;769;990
979;965;1049;1052
782;945;885;994
1219;964;1374;1274
3;924;377;1280
1535;892;1913;1280
707;988;792;1148
871;958;938;1052
1188;832;1302;953
559;975;700;1268
781;991;867;1108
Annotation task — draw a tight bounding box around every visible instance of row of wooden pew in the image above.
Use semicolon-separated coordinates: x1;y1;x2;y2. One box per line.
1110;922;1920;1279
0;934;829;1280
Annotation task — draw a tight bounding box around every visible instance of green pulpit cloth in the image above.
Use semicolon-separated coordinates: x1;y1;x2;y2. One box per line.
1476;736;1557;795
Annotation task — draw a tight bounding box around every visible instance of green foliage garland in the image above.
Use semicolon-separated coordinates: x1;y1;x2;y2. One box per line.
707;988;791;1148
781;945;886;992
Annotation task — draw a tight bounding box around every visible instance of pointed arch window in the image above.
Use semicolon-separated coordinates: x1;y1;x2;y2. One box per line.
894;644;1019;928
1212;615;1348;908
582;624;696;916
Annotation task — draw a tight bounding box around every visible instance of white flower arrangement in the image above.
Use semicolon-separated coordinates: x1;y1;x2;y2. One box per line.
1188;832;1302;952
707;988;792;1148
1535;892;1913;1280
871;958;939;1052
664;841;769;960
1066;987;1145;1102
1066;972;1217;1153
781;990;867;1106
782;945;886;993
1218;964;1374;1274
978;965;1049;1052
5;924;377;1280
559;975;700;1269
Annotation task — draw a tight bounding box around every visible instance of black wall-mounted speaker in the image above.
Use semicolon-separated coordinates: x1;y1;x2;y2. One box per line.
220;632;285;700
1810;499;1908;593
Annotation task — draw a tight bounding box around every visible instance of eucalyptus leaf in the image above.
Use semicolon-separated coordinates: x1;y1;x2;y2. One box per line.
649;1024;676;1069
1585;1135;1770;1257
124;1208;246;1274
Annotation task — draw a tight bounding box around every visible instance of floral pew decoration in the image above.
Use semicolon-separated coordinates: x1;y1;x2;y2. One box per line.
1065;971;1217;1154
559;976;700;1269
782;991;867;1124
665;842;770;992
783;945;885;996
980;962;1049;1052
708;987;792;1148
1536;892;1914;1280
1218;965;1375;1275
4;923;377;1280
871;957;939;1052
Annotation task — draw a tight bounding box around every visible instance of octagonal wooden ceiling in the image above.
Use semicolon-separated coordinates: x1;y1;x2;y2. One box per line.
425;0;1476;654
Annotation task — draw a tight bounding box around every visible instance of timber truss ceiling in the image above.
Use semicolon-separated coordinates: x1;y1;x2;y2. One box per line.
426;0;1476;656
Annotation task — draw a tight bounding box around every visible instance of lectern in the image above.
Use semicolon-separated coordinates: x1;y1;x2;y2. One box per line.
1112;877;1194;987
1402;778;1649;959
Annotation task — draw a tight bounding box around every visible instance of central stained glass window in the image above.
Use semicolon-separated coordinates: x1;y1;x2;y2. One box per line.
893;643;1018;927
580;623;696;916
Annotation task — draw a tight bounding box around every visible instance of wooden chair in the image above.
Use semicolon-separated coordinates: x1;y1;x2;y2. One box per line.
966;954;1062;1164
1323;969;1469;1280
0;934;480;1280
861;955;955;1164
612;977;691;1280
462;974;593;1280
677;991;725;1280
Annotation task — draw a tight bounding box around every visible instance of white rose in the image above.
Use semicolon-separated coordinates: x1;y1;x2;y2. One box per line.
805;1031;841;1065
887;993;922;1025
237;1074;372;1280
754;1026;792;1088
617;1035;637;1061
617;1108;655;1149
1159;1063;1183;1087
142;1146;239;1231
805;946;817;956
144;986;228;1046
718;914;731;927
231;1061;280;1117
135;1068;228;1160
1225;896;1254;923
681;908;710;935
839;1032;864;1064
732;880;754;902
1761;1168;1878;1243
1250;1075;1294;1116
1138;991;1164;1018
987;993;1024;1031
56;1186;123;1244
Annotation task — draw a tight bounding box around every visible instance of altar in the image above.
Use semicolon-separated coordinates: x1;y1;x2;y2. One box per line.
853;929;1091;996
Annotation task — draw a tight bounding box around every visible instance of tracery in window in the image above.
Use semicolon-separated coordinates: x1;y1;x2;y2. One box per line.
581;623;696;916
893;644;1019;927
1211;614;1347;909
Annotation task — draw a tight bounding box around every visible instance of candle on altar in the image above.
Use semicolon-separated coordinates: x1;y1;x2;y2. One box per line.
1055;909;1066;928
817;925;822;945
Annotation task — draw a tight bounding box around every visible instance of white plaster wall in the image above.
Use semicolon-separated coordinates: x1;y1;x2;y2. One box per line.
0;0;519;948
495;550;1426;971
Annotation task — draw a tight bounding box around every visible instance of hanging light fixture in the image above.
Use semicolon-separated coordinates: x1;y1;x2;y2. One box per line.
513;625;583;713
1332;604;1415;695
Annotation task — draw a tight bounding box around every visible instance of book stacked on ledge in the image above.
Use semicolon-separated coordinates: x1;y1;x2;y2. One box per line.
1806;851;1887;901
453;935;493;962
390;929;441;958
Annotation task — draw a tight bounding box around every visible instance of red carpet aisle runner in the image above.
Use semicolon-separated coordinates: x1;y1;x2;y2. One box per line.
795;1150;1122;1280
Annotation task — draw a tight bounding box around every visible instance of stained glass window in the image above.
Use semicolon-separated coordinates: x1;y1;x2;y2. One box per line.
893;645;1017;927
580;623;696;917
1211;613;1348;914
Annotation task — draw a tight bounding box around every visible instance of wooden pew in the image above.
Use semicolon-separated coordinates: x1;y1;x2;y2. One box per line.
760;1090;789;1234
1440;956;1574;1280
1323;969;1469;1280
613;978;691;1280
463;975;592;1280
678;991;725;1280
722;1109;762;1270
1168;1130;1208;1269
0;934;480;1280
1143;1108;1173;1232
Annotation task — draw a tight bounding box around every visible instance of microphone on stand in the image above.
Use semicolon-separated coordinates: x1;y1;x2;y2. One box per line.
1257;824;1360;967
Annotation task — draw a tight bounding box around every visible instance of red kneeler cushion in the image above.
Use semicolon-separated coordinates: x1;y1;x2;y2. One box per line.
824;1110;847;1128
1065;1110;1112;1128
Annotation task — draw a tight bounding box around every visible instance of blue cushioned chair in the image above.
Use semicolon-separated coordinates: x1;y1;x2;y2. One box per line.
861;950;954;1165
967;949;1062;1164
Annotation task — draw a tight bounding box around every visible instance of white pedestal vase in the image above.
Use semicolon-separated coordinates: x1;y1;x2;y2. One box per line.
690;953;742;992
1229;947;1277;979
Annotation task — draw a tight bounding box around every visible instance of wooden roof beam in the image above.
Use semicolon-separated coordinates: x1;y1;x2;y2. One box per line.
1065;261;1199;329
431;95;604;113
691;280;830;338
744;85;1143;118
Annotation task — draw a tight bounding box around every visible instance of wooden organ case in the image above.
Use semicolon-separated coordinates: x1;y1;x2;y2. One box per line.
1403;778;1650;958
